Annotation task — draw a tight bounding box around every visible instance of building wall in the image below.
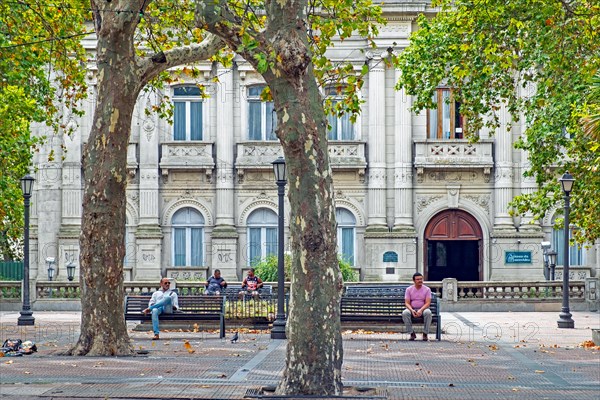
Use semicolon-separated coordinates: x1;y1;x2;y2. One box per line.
27;3;599;283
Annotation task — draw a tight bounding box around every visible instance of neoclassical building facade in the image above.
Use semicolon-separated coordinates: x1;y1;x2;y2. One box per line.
28;1;599;283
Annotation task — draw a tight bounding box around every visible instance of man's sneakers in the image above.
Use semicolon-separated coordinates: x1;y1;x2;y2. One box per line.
409;332;417;341
422;333;428;341
152;334;160;340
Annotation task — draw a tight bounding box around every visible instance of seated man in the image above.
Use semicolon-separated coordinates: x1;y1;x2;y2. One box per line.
402;272;432;341
238;268;264;300
142;278;179;340
205;269;227;295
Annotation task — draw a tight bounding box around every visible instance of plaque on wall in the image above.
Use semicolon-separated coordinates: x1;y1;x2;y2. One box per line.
505;251;532;264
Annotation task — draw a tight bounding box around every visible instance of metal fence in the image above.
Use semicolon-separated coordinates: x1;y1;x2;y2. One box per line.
0;261;22;280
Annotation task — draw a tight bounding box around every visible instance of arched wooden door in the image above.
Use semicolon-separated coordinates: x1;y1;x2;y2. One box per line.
424;210;483;281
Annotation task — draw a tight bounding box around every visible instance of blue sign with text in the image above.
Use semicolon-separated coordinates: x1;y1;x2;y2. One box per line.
505;251;532;264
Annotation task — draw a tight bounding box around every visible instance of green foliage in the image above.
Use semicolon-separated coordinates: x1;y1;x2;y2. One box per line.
396;0;600;243
0;1;88;259
253;254;357;282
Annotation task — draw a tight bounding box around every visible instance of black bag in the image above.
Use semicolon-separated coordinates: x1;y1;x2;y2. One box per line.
2;339;22;352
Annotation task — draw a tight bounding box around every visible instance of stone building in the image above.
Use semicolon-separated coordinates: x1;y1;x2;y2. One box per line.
28;1;598;283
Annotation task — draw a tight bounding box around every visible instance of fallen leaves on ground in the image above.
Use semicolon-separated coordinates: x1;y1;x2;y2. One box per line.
579;341;600;350
488;344;499;351
535;370;545;374
183;340;196;354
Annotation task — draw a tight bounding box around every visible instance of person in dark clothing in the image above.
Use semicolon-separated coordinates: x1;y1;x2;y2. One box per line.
238;268;263;299
205;269;227;295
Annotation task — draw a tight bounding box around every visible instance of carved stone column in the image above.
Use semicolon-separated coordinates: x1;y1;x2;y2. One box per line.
393;70;415;234
135;95;162;280
211;66;238;280
366;59;387;231
493;103;516;233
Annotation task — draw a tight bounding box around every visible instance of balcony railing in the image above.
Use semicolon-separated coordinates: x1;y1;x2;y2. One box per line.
414;139;494;172
159;142;214;175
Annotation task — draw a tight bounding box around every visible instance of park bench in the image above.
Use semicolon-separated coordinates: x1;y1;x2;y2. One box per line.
124;295;226;338
344;284;409;297
222;284;273;300
340;288;441;340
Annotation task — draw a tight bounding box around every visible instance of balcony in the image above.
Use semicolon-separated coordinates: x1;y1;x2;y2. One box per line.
413;139;494;178
235;141;367;182
159;142;215;178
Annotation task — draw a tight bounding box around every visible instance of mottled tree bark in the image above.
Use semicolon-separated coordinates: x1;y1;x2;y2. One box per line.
198;0;344;394
71;0;222;356
69;2;141;356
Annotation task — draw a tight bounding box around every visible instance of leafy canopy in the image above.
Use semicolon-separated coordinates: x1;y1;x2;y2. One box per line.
396;0;600;243
0;0;88;259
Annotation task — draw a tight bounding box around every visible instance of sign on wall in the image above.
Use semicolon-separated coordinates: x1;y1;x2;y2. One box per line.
505;251;532;264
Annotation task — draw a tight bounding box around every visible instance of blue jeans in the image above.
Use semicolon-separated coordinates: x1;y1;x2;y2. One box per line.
149;296;173;335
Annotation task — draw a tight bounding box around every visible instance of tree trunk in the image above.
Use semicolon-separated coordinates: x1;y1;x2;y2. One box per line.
69;8;141;356
273;71;344;394
265;17;343;396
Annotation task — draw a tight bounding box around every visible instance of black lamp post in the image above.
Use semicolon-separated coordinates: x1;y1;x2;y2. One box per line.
17;174;35;326
46;257;56;281
548;251;557;281
271;156;287;339
66;252;76;281
557;171;575;329
541;241;551;280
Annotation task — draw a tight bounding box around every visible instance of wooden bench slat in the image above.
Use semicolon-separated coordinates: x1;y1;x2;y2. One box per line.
124;295;226;338
340;293;441;340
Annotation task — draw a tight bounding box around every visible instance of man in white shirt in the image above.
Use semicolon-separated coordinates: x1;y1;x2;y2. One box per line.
142;278;179;340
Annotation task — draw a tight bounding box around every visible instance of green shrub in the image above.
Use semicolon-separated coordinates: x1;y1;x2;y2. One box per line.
253;254;358;282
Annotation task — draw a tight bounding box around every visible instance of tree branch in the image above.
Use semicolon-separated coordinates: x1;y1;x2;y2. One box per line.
137;34;225;86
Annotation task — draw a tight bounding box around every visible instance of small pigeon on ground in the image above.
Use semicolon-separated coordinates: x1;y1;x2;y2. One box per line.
231;331;239;343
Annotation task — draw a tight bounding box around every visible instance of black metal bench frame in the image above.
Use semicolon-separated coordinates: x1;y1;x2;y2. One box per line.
341;286;441;340
124;295;226;338
221;284;273;300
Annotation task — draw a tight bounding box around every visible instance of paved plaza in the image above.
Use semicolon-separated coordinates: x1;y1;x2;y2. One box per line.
0;311;599;399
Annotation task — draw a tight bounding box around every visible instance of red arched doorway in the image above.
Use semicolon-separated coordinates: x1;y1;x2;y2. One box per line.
424;210;483;281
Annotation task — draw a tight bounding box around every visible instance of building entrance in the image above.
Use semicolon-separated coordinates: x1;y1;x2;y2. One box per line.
424;210;482;281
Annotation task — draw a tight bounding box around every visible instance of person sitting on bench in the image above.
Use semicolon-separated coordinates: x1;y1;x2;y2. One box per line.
238;268;264;300
142;278;179;340
205;269;227;295
402;272;432;341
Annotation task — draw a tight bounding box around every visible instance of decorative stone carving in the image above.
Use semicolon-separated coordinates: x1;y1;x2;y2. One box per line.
159;142;215;175
463;194;492;215
413;139;494;171
416;195;443;213
447;185;460;209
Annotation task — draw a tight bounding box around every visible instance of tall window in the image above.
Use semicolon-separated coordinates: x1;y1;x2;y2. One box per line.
552;226;584;266
172;208;204;266
326;88;354;140
248;85;277;140
428;88;464;139
173;86;203;141
336;208;356;265
247;208;278;266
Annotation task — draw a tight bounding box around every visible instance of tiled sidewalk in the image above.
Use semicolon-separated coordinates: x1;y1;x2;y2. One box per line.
0;311;598;399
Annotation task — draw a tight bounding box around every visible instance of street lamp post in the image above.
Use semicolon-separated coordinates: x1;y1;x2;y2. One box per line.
541;241;551;280
271;156;287;340
557;171;575;329
17;174;35;326
46;257;56;281
66;253;76;281
548;251;557;281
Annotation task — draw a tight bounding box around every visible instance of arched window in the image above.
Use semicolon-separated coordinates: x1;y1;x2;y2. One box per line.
336;208;356;265
326;87;354;140
172;208;204;266
247;208;278;266
551;222;584;266
248;85;277;140
173;86;203;141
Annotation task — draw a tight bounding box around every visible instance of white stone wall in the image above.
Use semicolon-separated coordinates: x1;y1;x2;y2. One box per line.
28;6;598;283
